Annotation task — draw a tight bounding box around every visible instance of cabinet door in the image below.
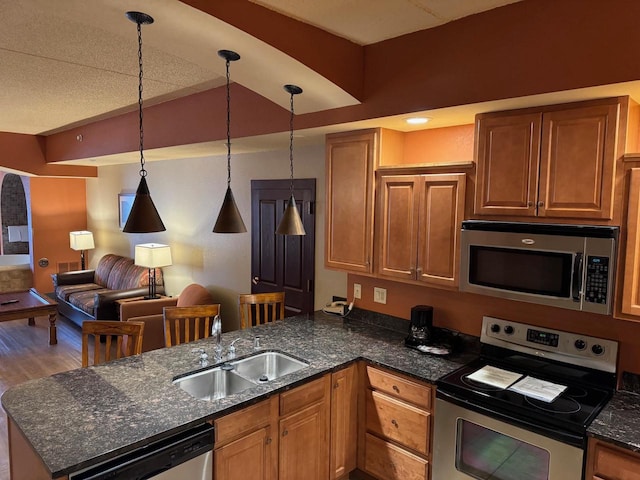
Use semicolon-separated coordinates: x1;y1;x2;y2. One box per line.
622;168;640;316
214;426;276;480
325;131;375;273
279;402;330;480
586;437;640;480
474;112;542;216
539;103;618;219
377;174;420;280
330;364;357;480
416;173;466;288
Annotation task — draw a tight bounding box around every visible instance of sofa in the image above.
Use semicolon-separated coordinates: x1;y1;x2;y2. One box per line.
52;253;165;326
119;283;214;352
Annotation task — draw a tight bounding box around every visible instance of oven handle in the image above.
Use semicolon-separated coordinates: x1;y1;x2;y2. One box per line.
436;389;586;448
572;252;583;302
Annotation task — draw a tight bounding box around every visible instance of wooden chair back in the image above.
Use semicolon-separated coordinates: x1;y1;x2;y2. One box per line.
82;320;145;367
238;292;285;329
163;304;221;347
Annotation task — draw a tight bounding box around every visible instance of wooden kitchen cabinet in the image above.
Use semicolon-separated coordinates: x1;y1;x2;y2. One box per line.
214;396;278;480
278;375;331;480
621;168;640;317
330;364;358;480
585;437;640;479
360;365;433;480
376;173;466;289
325;129;404;274
475;99;620;220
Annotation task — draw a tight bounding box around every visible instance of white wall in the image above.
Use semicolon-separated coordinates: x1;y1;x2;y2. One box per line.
86;144;346;331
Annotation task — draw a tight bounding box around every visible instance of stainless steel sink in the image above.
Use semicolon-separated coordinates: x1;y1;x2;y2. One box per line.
173;351;308;401
232;351;308;383
173;367;256;401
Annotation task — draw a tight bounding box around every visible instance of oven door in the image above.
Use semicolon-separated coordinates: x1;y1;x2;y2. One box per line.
433;397;584;480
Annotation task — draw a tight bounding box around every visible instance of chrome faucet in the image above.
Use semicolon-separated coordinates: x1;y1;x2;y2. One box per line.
212;315;222;361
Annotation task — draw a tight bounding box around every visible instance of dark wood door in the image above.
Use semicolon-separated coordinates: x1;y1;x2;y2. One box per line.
251;179;315;316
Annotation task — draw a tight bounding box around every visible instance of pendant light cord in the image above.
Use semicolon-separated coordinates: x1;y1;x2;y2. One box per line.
225;57;232;188
136;20;147;178
288;91;295;196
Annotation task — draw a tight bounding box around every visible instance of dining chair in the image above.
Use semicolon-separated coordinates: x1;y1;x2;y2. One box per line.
81;320;145;367
238;292;285;329
163;304;221;347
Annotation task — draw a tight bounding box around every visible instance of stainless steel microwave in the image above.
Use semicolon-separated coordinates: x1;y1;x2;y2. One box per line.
460;221;618;314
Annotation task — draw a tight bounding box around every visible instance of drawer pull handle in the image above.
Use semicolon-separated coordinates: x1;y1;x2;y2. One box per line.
391;419;398;427
282;429;288;437
392;385;400;393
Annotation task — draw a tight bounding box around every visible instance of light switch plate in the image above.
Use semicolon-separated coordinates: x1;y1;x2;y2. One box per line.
374;287;387;304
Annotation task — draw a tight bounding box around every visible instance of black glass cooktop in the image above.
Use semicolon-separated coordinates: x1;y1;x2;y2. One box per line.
436;355;613;436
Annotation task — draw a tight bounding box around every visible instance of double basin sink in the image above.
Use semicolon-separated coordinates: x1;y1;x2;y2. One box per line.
173;351;308;401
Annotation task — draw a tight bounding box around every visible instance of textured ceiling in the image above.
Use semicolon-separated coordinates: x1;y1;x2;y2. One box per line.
0;0;522;136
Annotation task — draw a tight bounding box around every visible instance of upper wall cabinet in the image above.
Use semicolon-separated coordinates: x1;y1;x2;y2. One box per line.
325;129;403;273
376;173;466;289
474;99;621;220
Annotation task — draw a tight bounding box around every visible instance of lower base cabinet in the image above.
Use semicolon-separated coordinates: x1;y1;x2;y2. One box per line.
585;437;640;479
359;365;433;480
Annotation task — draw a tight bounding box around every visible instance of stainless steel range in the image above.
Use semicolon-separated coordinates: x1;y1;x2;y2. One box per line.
433;316;618;480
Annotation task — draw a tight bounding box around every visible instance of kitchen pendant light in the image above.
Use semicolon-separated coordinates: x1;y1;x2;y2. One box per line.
213;50;247;233
123;11;165;233
276;84;306;236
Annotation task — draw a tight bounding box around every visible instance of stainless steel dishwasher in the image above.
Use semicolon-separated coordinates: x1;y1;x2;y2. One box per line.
69;423;213;480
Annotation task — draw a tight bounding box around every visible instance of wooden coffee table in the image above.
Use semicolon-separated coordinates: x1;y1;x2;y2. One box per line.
0;288;58;345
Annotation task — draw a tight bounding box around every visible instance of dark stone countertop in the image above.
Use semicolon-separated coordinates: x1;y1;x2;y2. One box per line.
1;310;476;478
588;381;640;452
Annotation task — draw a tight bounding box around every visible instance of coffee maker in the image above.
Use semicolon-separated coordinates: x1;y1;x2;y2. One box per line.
405;305;433;347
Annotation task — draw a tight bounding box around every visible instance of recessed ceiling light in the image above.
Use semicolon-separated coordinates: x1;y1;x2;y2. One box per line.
406;117;430;125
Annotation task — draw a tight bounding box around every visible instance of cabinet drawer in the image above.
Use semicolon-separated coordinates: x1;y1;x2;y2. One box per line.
280;375;329;416
366;390;430;455
215;397;275;445
366;366;431;409
592;441;640;479
364;432;428;480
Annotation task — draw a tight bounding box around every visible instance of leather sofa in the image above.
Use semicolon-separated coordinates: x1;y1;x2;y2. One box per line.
119;283;213;352
52;253;165;326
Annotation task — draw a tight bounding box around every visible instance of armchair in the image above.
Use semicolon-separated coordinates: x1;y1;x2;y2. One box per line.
119;283;213;352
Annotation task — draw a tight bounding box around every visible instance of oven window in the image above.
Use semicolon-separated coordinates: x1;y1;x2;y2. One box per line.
456;419;550;480
469;246;572;297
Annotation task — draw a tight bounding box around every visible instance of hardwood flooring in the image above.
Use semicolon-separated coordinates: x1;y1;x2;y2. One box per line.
0;315;82;480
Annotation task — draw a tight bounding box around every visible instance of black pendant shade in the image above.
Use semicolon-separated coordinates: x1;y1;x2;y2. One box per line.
213;49;246;233
213;186;247;233
123;177;166;233
275;194;305;235
276;84;306;236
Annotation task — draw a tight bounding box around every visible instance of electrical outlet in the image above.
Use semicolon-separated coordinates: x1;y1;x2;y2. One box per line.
354;283;362;299
374;287;387;304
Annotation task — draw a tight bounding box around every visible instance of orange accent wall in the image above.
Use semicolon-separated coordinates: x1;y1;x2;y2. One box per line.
29;177;87;292
348;274;640;379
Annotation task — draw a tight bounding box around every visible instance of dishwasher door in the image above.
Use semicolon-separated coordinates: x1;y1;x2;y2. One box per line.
70;424;214;480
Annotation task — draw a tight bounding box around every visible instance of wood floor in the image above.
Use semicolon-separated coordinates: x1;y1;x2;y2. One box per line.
0;315;82;480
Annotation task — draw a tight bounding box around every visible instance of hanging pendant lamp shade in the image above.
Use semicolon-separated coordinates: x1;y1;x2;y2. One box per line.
276;84;306;236
213;49;246;233
123;11;165;233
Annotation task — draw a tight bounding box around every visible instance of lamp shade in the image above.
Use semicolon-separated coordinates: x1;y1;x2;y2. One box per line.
123;177;166;233
69;231;95;251
134;243;172;268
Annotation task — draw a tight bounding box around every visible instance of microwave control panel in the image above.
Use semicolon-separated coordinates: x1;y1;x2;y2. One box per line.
585;256;609;304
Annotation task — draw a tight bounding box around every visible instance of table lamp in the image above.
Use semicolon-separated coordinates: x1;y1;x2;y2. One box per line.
69;231;95;270
134;243;172;299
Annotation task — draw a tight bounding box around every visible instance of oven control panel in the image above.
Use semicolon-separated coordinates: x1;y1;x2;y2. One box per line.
481;316;618;373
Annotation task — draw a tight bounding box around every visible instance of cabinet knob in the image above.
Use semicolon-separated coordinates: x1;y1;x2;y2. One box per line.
392;385;400;393
527;201;534;207
334;382;340;389
537;201;544;207
282;429;288;437
266;437;272;445
391;419;399;428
